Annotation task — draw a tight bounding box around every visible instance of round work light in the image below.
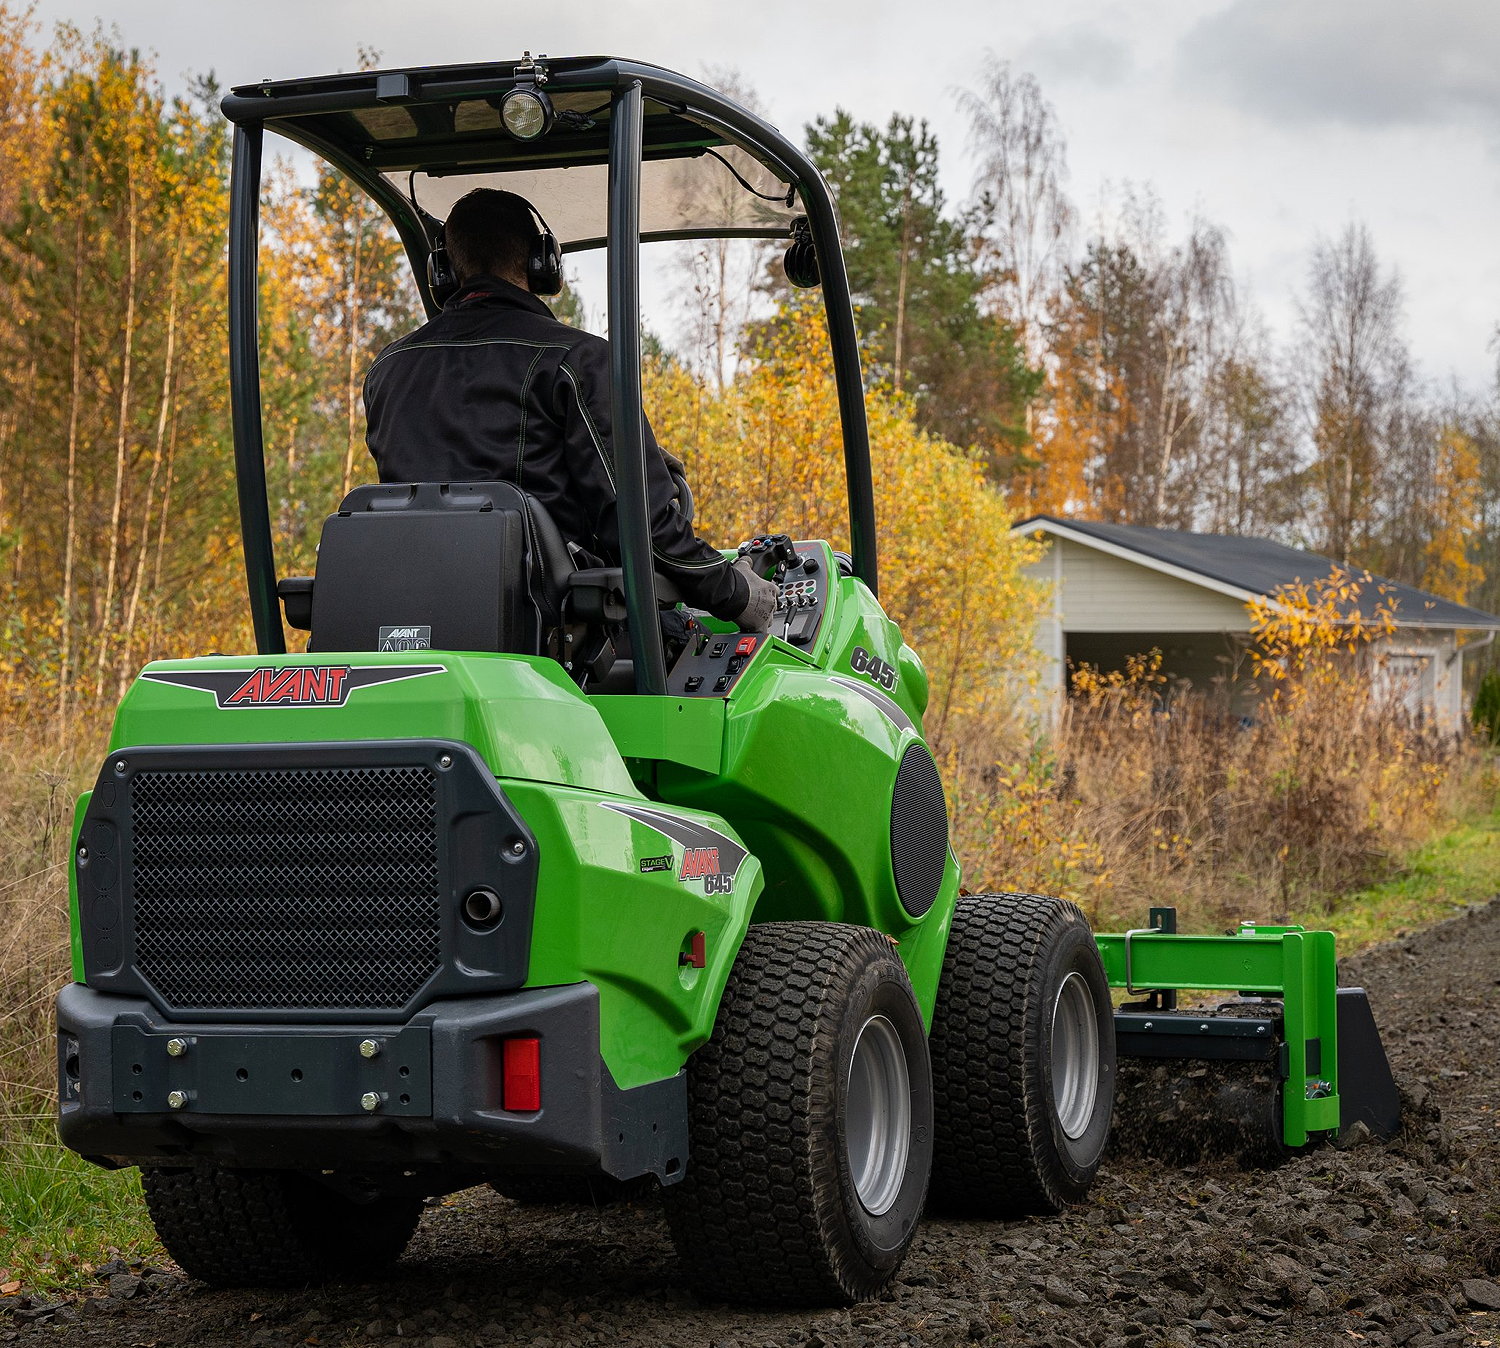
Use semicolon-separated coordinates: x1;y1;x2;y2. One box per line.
501;86;554;141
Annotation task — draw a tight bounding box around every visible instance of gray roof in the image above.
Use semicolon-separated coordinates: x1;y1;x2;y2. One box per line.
1014;515;1500;631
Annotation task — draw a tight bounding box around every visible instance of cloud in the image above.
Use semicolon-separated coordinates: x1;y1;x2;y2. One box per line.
1023;26;1133;88
1178;0;1500;129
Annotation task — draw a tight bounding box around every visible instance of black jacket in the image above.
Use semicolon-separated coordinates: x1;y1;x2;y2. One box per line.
362;276;746;620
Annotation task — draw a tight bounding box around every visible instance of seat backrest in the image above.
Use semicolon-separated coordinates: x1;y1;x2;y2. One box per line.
309;481;569;655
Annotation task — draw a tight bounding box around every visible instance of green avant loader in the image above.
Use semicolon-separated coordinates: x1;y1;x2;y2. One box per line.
54;56;1399;1306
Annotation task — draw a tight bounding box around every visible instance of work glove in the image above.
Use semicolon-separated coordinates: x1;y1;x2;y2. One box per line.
731;557;778;632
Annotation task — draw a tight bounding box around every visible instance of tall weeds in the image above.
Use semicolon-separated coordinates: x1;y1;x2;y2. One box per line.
944;574;1495;931
0;721;88;1121
0;715;158;1289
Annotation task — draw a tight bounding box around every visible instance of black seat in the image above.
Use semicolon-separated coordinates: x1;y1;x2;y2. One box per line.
278;482;621;681
278;481;689;687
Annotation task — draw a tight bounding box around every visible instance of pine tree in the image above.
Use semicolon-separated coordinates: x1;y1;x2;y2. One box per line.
804;111;1037;469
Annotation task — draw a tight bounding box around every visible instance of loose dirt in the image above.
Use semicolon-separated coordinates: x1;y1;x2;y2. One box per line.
7;901;1499;1348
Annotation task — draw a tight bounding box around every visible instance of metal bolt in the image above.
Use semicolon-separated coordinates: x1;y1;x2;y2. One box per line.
166;1090;188;1110
437;754;453;769
1256;1024;1268;1035
360;1092;381;1112
77;845;88;863
1199;1023;1210;1032
114;760;127;774
358;1039;381;1059
509;840;527;857
165;1038;189;1058
1143;1021;1153;1031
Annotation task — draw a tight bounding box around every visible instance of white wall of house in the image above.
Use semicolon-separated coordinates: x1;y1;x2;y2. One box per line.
1034;539;1252;633
1371;632;1465;730
1025;538;1253;704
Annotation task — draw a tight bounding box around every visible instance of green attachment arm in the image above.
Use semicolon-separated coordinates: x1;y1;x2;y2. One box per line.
1095;923;1343;1148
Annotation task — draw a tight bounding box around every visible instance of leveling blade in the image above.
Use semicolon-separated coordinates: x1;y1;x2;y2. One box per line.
1095;908;1401;1162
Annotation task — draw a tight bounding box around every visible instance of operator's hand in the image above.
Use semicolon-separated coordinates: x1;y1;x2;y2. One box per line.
731;557;778;632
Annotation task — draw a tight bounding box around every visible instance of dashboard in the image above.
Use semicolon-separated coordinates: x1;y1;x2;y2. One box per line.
666;541;828;699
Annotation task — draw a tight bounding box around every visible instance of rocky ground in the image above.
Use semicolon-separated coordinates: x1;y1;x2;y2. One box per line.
6;900;1499;1348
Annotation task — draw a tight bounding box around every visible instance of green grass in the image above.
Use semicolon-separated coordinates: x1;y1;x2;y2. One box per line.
1291;811;1500;951
0;1121;161;1295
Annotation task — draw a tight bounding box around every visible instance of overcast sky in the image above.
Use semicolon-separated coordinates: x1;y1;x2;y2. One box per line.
24;0;1500;391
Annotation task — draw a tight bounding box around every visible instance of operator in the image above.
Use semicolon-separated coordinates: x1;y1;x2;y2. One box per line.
363;187;777;632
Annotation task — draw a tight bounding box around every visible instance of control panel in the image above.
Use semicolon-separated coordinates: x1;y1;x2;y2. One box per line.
667;629;765;698
666;538;830;698
771;543;826;649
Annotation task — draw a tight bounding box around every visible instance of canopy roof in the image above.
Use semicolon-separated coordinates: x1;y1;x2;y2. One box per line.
224;57;801;251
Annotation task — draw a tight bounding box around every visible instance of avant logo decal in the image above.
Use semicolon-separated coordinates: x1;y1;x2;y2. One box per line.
602;802;748;897
379;625;432;652
679;846;732;896
140;664;445;709
679;846;720;879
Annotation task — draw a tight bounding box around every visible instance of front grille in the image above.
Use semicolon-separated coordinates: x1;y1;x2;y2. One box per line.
129;765;441;1011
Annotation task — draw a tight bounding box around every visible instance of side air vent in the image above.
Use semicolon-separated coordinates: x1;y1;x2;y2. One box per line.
890;743;948;919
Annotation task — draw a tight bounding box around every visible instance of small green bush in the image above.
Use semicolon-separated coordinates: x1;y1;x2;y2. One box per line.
1474;670;1500;743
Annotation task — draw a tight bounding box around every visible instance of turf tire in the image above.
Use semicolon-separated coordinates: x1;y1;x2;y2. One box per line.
927;891;1115;1216
661;922;933;1306
141;1166;422;1287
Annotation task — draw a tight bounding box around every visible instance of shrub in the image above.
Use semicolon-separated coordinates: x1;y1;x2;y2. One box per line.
1473;669;1500;744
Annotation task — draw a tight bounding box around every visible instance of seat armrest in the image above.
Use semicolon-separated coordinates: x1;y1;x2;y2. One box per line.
567;568;685;623
276;576;314;631
567;569;628;623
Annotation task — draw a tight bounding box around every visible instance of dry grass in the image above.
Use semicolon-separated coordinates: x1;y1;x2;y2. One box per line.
0;719;93;1115
944;657;1496;932
0;713;160;1290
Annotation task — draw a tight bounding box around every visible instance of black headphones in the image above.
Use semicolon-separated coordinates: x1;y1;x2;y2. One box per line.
426;192;563;303
523;199;564;297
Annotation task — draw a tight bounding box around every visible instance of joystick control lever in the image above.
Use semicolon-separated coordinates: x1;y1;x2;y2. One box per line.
737;533;799;582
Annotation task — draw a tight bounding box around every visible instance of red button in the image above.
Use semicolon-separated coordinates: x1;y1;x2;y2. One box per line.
735;636;758;656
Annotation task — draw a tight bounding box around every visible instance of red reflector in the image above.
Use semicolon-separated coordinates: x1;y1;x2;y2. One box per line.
502;1037;541;1112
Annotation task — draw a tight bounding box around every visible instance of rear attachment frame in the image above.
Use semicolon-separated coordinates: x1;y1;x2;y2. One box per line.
1095;908;1399;1148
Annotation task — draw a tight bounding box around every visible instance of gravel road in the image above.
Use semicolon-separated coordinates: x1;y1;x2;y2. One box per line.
7;901;1499;1348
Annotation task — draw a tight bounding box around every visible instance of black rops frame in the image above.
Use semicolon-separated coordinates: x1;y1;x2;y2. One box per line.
219;58;878;694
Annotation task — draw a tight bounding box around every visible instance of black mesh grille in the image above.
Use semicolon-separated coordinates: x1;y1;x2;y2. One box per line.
129;765;441;1011
890;744;948;918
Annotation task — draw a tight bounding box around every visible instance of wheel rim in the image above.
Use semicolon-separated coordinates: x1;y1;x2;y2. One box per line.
1051;971;1100;1140
844;1014;912;1216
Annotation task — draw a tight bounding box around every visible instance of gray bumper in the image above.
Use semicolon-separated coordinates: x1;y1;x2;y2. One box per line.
56;982;687;1183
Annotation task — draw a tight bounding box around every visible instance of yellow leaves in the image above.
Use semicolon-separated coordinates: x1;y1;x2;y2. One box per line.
1421;426;1485;604
649;302;1043;731
1247;565;1399;711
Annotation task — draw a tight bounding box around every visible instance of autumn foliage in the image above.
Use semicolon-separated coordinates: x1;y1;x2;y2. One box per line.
951;571;1484;929
648;301;1042;733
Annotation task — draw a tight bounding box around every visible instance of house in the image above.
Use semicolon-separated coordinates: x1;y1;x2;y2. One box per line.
1013;515;1500;730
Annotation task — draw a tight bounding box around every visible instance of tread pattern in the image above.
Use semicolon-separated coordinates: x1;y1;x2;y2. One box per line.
142;1167;422;1287
927;891;1107;1217
661;922;926;1306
